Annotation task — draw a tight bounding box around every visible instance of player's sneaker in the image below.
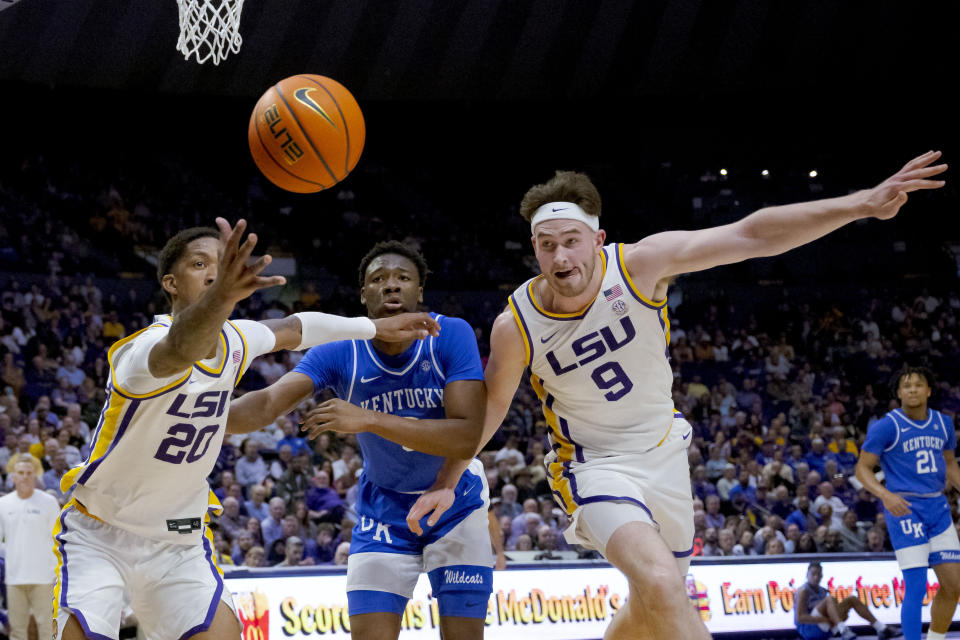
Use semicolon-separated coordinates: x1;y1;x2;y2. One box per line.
836;628;857;640
877;624;902;639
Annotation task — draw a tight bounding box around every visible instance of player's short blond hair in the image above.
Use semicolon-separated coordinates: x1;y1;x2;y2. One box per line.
519;171;602;223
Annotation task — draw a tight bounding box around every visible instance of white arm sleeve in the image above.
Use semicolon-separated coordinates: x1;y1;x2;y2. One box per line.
232;320;279;368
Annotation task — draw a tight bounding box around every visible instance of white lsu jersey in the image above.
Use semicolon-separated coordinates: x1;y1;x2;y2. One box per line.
63;315;274;545
509;243;676;462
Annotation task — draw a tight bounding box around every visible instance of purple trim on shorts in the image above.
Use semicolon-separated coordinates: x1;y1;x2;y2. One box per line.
70;609;115;640
178;535;225;640
575;493;658;526
552;489;573;513
77;399;142;485
54;506;74;608
673;545;694;558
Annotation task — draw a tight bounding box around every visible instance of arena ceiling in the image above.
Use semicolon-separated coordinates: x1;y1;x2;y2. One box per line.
0;0;955;111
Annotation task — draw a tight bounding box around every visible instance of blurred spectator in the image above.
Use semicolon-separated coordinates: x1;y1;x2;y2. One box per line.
305;470;344;525
277;536;313;567
276;453;312;506
499;484;523;519
244;484;270;522
244;546;266;567
218;497;246;541
261;497;286;550
235;439;269;489
334;542;351;565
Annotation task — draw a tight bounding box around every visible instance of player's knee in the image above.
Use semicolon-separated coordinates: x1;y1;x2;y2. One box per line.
629;564;684;608
936;580;960;602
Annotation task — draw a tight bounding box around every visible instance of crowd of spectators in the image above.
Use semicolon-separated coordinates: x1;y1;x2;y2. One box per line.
2;152;960;570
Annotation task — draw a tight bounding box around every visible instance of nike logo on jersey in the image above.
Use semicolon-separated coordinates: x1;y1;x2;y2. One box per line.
462;484;474;497
540;331;559;344
682;431;692;441
360;375;381;383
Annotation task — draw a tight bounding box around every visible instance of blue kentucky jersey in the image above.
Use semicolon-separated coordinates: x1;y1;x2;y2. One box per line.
862;409;956;495
293;313;484;493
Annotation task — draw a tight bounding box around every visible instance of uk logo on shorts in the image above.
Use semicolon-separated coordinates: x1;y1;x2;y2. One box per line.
900;519;924;538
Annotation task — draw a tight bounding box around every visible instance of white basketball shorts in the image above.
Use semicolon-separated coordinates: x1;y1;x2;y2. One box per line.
52;500;236;640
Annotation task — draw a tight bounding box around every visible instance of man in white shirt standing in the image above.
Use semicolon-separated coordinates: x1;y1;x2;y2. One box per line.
0;455;61;640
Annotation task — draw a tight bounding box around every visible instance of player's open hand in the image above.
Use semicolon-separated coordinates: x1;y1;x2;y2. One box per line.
211;217;287;305
300;398;373;438
372;312;440;342
860;151;947;220
882;491;912;517
405;487;456;536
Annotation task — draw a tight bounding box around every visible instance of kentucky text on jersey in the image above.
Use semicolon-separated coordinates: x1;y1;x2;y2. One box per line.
902;435;946;454
358;387;444;412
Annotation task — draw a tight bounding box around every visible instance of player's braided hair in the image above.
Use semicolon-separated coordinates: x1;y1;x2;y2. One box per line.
889;364;937;396
156;226;219;304
519;170;602;223
357;241;428;288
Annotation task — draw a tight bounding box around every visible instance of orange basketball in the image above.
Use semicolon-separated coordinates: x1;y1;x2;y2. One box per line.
248;74;365;193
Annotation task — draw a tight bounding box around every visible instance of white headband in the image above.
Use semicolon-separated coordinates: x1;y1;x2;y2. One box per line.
530;202;599;233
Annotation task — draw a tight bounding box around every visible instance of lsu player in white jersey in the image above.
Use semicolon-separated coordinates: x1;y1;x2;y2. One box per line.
469;151;947;639
53;218;437;640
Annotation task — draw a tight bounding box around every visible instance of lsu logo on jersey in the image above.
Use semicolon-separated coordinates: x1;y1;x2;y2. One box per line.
545;316;637;377
153;390;230;464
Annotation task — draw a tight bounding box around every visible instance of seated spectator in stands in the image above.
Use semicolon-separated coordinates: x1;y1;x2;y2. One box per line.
495;434;526;471
770;486;795;520
829;471;855;506
822;529;844;553
235;439;269;489
51;377;79;411
853;489;879;523
331;442;357;482
513;467;538;503
700;528;719;556
500;516;514;550
31;399;60;430
716;463;737;500
244;546;265;568
41;450;69;500
692;465;718;501
212;470;235;502
827;426;858;474
261;497;287;550
65;402;91;443
515;534;534;551
0;429;14;469
803;470;823;502
733;531;756;556
255;353;288;385
232;530;255;565
763;456;795;491
804;438;835;477
277;536;313;566
813;482;847;530
838;510;866;552
510;511;542;550
705;445;726;481
305;469;344;525
334;541;351;566
2;353;25;397
704;495;725;530
728;469;757;505
102;310;125;341
498;484;523;519
245;484;270;522
796;533;817;554
784;523;802;553
277;452;313;506
312;432;338;467
212;530;234;566
55;354;85;389
765;537;785;555
267;538;288;566
534;525;561;560
270;444;294;481
716;528;736;556
246;517;264;547
865;527;887;553
5;434;43;483
218;497;246;541
55;422;83;467
307;524;339;564
813;525;829;552
277;416;311;458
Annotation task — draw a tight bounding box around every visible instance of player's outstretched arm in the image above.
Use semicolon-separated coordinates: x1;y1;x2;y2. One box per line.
150;218;286;378
475;309;528;455
259;312;440;353
622;151;947;300
226;371;314;434
855;450;912;516
300;379;485;458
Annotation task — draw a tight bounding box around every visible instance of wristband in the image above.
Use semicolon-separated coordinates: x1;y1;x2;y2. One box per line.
293;312;376;350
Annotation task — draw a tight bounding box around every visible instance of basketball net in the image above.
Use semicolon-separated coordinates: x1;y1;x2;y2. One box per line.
176;0;245;65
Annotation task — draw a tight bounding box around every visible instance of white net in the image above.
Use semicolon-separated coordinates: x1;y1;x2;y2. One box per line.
176;0;245;65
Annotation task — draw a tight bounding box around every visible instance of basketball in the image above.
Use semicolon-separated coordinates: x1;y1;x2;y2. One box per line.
248;74;365;193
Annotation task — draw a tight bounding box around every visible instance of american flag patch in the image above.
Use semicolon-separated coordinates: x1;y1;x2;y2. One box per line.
604;284;623;301
232;350;242;363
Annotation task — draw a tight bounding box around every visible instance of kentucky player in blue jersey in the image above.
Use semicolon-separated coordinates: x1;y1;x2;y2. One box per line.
857;366;960;640
228;241;491;640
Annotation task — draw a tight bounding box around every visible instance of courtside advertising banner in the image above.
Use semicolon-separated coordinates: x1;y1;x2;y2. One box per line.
225;557;958;639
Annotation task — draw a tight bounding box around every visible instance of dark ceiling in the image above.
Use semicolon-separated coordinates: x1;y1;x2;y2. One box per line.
1;0;956;112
